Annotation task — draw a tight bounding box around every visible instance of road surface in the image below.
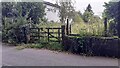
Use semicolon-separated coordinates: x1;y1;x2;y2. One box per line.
2;44;119;66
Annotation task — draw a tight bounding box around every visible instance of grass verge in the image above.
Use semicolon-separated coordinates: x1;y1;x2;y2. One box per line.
16;42;63;51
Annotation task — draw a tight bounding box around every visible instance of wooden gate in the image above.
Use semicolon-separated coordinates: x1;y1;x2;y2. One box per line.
30;25;65;43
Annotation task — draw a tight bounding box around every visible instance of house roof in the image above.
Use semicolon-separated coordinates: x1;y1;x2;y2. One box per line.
43;1;60;8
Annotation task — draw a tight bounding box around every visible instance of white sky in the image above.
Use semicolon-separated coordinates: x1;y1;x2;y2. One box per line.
44;0;110;17
0;0;111;17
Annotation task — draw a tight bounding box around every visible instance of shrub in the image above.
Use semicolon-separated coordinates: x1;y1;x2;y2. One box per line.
28;44;44;49
46;42;63;51
16;42;63;51
63;36;94;56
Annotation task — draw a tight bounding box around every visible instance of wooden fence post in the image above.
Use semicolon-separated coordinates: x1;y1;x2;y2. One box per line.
58;29;60;43
66;19;69;35
38;28;40;40
47;28;49;42
104;18;107;37
70;24;72;34
61;25;65;45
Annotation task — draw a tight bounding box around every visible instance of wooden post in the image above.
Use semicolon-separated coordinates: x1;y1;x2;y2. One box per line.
38;28;40;40
47;28;49;42
61;25;65;45
70;24;72;34
66;19;69;35
58;29;60;43
104;18;107;37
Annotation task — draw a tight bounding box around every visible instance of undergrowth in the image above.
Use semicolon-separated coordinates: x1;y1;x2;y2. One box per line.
16;42;63;51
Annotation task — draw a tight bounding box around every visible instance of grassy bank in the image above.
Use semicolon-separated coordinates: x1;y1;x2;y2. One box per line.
16;42;63;51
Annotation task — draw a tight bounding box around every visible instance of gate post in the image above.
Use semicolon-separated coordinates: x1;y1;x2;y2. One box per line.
38;28;40;40
104;18;107;37
61;25;65;45
66;19;69;35
70;24;72;34
47;28;50;42
58;29;60;43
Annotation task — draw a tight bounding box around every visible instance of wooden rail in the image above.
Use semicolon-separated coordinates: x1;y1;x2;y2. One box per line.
30;26;65;43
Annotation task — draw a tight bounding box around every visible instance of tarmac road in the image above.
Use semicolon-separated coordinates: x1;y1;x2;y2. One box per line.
2;44;119;66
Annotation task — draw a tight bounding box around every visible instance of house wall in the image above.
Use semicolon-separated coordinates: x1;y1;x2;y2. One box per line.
44;5;60;23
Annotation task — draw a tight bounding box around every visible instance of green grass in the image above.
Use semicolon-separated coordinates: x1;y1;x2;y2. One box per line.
16;43;44;50
71;21;104;36
16;42;63;51
46;42;63;51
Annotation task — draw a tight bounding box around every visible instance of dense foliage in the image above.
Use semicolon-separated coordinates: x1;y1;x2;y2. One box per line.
2;2;46;43
83;4;94;23
2;1;119;58
71;4;103;36
2;2;45;24
58;0;75;23
103;1;120;37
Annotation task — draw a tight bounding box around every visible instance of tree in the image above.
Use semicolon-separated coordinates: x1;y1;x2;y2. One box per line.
117;1;120;38
2;2;17;18
78;11;83;18
73;11;84;23
58;0;75;23
103;1;120;37
16;2;46;24
26;2;46;24
86;4;93;12
2;2;46;43
2;2;18;42
83;4;94;23
102;2;118;20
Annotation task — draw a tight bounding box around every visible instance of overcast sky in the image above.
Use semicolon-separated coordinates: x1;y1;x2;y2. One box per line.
44;0;110;17
0;0;111;17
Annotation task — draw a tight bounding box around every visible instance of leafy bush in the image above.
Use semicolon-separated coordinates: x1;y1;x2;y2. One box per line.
72;22;104;36
2;2;46;44
47;42;63;51
63;36;94;56
2;17;28;43
26;44;44;49
16;42;63;51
